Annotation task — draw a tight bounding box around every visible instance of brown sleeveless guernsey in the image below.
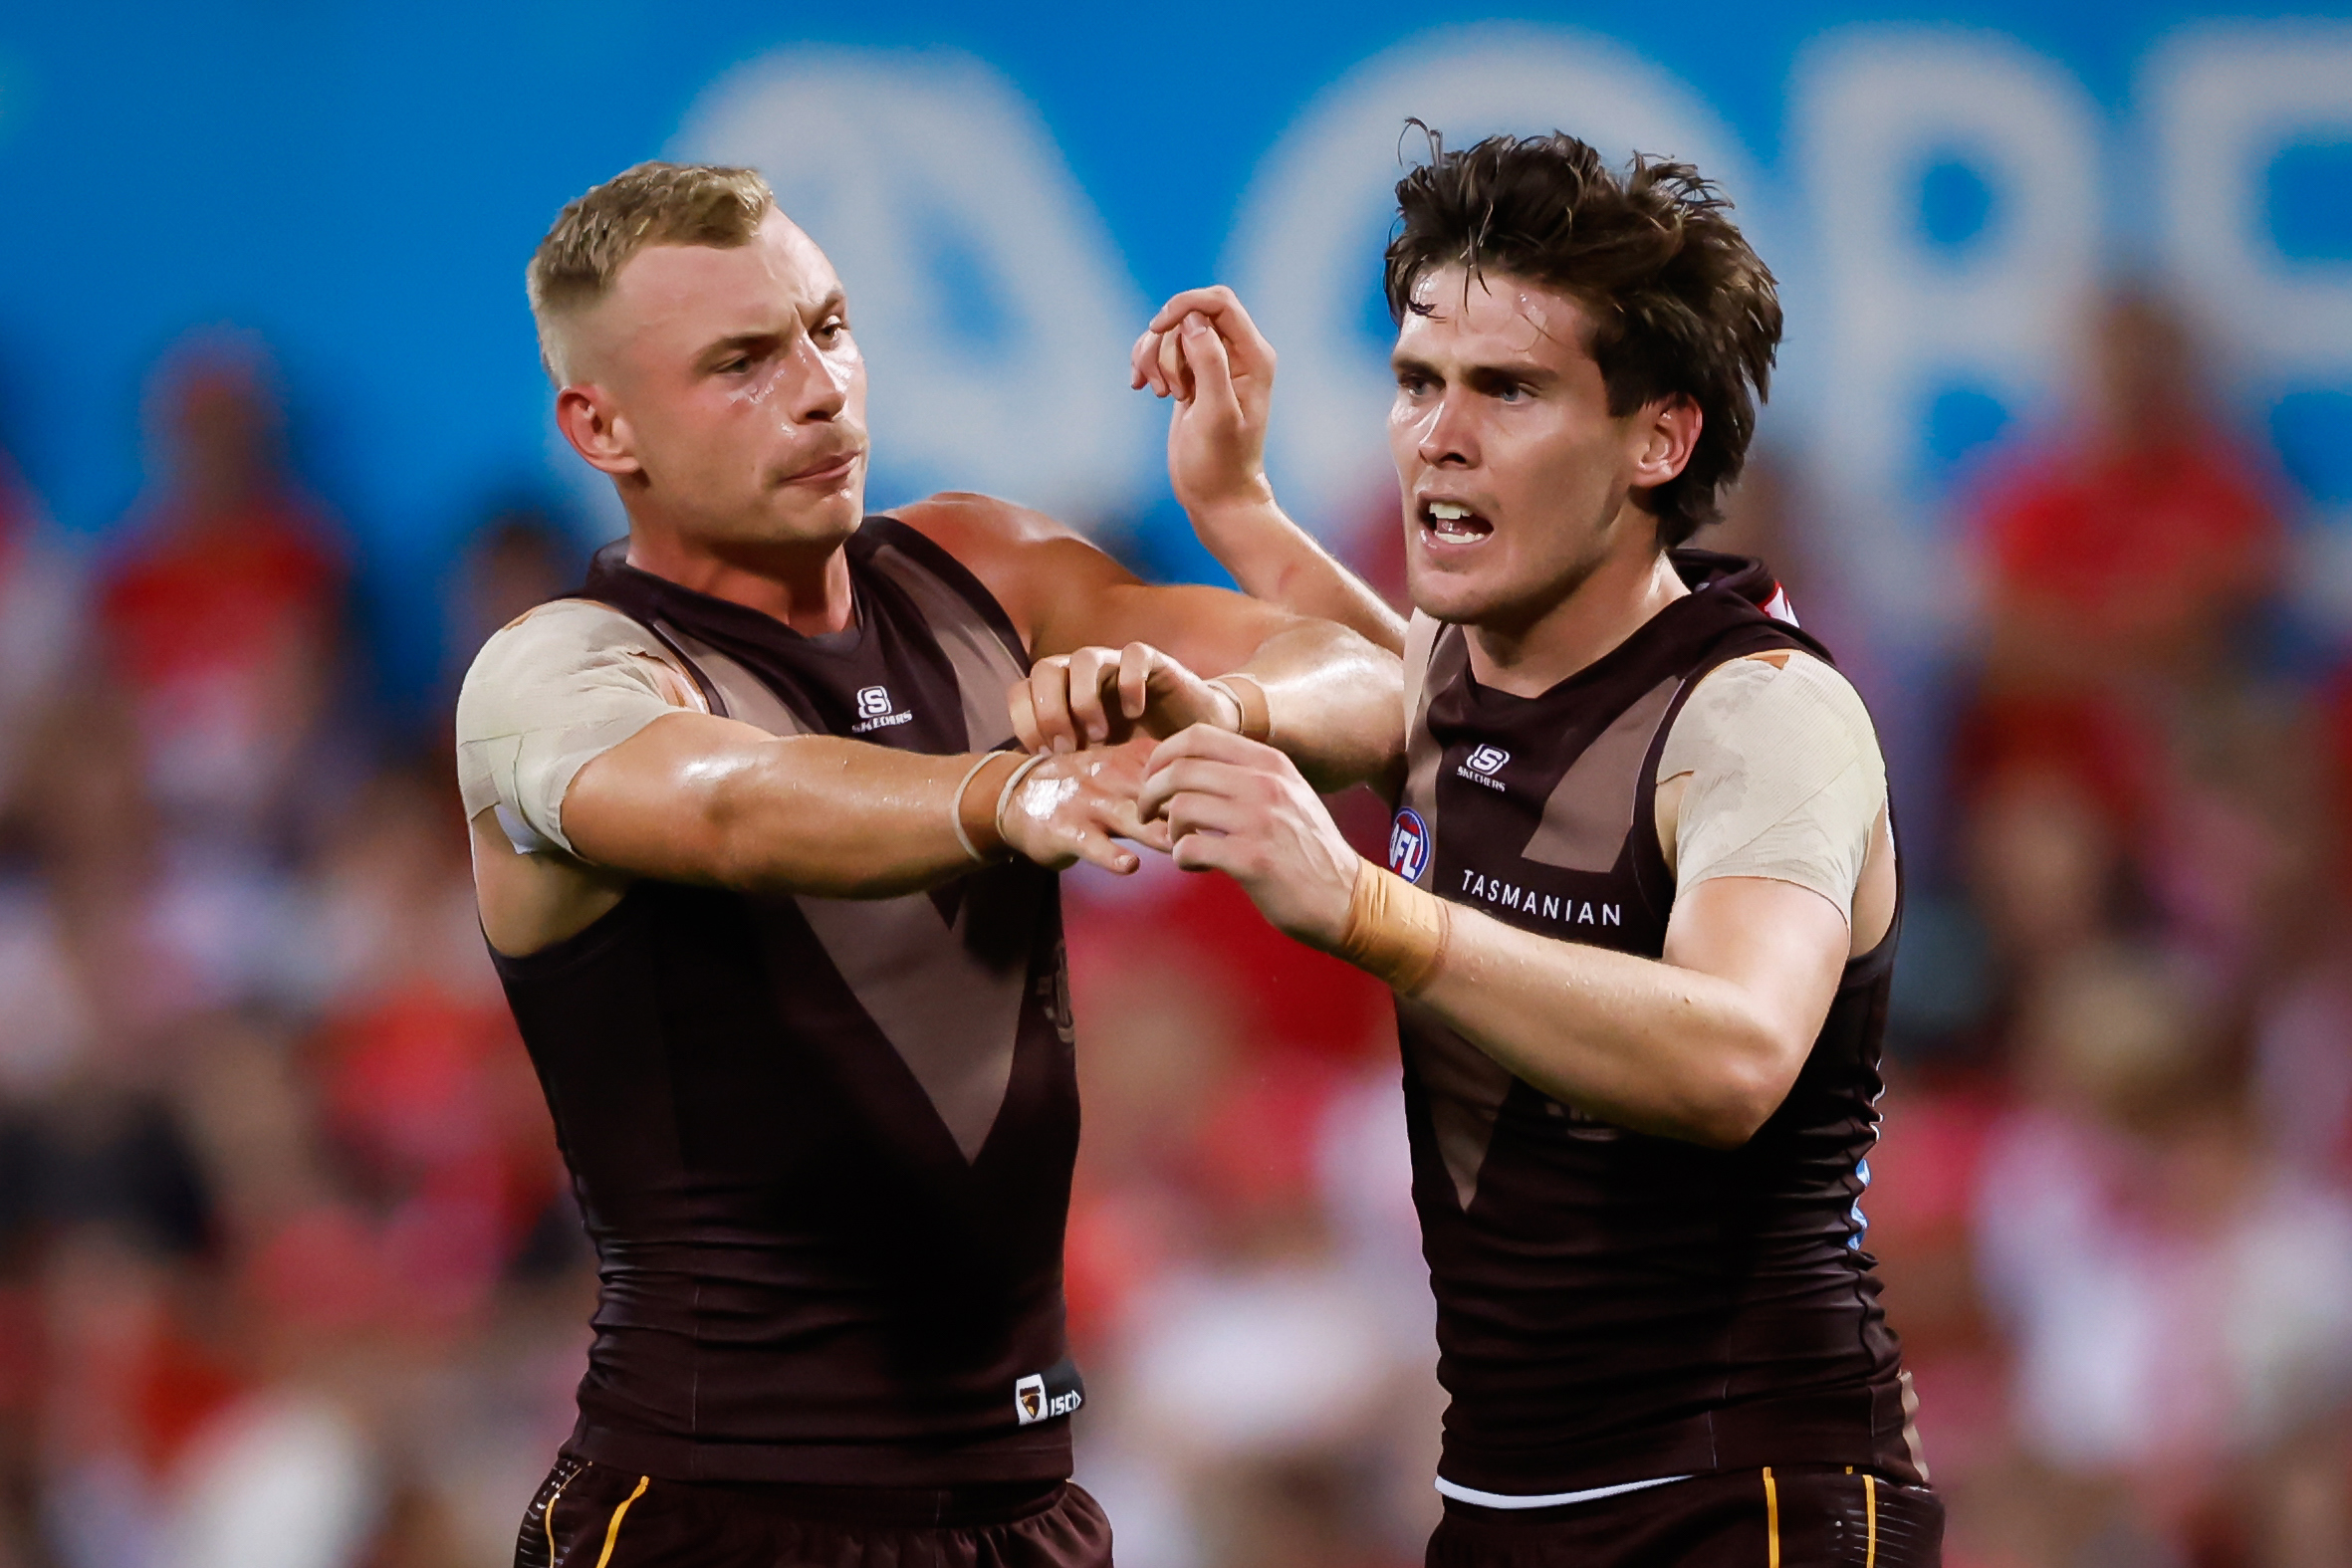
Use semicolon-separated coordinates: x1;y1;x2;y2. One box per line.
491;519;1084;1487
1388;550;1924;1498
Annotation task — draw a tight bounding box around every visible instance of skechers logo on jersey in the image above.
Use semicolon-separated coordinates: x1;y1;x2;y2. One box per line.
851;684;914;734
1388;808;1430;883
1015;1372;1082;1425
1457;745;1510;790
1460;869;1620;928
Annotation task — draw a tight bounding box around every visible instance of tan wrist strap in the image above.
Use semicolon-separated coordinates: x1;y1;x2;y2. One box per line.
990;752;1056;853
1336;860;1452;995
953;752;1025;862
1207;672;1273;744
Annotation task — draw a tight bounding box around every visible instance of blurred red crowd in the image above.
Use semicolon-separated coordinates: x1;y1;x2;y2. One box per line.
0;288;2341;1568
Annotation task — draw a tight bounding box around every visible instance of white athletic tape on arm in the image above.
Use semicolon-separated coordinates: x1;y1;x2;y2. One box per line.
1656;652;1886;922
455;600;695;856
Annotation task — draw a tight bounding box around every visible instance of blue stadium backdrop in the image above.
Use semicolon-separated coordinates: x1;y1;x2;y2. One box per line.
0;3;2346;698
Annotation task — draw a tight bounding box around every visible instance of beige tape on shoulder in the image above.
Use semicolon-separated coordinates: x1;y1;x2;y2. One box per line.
454;599;693;856
1658;652;1885;915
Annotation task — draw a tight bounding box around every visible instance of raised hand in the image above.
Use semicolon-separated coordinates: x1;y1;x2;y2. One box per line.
1130;286;1278;521
1125;290;1406;654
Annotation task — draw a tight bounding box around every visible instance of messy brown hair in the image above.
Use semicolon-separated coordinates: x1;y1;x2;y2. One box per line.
1385;129;1780;548
527;160;775;383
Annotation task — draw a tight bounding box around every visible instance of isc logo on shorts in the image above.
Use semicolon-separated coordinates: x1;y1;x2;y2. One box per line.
1389;808;1430;884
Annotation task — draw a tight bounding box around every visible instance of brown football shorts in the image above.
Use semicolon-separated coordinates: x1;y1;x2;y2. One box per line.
515;1452;1113;1568
1427;1464;1941;1567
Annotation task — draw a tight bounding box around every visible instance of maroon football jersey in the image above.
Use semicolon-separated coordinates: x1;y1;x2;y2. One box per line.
492;520;1083;1487
1391;551;1926;1498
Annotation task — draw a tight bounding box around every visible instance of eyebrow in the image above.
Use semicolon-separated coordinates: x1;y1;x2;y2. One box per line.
697;331;778;367
695;292;849;367
1391;350;1560;388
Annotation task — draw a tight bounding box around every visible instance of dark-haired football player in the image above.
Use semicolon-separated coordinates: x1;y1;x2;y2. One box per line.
1109;132;1942;1566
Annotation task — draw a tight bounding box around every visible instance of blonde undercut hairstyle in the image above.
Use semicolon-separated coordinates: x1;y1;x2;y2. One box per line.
527;160;776;384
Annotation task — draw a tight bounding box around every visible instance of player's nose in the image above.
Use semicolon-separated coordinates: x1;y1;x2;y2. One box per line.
785;336;854;422
1417;389;1480;469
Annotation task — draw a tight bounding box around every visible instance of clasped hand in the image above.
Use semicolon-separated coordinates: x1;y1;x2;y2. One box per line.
1010;640;1235;754
1003;652;1357;949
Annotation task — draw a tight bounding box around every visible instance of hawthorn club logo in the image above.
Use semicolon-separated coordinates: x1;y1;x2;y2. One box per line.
1014;1369;1083;1425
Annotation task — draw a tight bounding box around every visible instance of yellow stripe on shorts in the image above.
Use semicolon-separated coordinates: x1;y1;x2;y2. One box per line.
592;1475;649;1568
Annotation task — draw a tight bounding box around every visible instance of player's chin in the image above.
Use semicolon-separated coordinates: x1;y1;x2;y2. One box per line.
759;485;865;545
1404;551;1515;626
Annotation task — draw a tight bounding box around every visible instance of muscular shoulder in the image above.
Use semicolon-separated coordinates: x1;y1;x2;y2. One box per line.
884;493;1095;573
890;492;1136;650
893;492;1088;553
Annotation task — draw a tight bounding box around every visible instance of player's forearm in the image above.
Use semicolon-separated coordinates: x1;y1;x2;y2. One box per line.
1192;494;1407;654
1409;905;1795;1149
699;738;991;897
566;724;985;898
1241;620;1406;790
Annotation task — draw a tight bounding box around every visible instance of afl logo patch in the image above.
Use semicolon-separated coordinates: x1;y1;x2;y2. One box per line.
1389;808;1431;883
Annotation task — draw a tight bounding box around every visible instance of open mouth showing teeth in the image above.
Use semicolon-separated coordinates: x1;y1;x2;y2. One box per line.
1421;500;1494;544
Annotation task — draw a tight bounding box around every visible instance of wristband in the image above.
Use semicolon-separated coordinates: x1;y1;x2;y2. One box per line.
1206;672;1273;744
991;752;1056;853
1336;859;1452;995
953;752;1025;862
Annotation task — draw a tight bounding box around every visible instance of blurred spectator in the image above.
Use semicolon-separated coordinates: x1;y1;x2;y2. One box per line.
1858;274;2352;1566
1953;288;2297;989
86;335;370;1013
0;449;85;817
1972;284;2283;703
96;334;354;849
1966;942;2352;1564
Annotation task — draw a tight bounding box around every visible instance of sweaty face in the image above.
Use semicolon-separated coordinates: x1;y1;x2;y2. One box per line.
582;209;869;552
1388;268;1658;632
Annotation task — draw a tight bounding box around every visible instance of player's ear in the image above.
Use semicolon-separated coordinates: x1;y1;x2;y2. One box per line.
557;383;642;479
1629;395;1702;490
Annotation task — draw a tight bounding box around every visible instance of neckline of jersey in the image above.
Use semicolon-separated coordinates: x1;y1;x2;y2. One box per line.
1456;553;1758;713
586;532;874;661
